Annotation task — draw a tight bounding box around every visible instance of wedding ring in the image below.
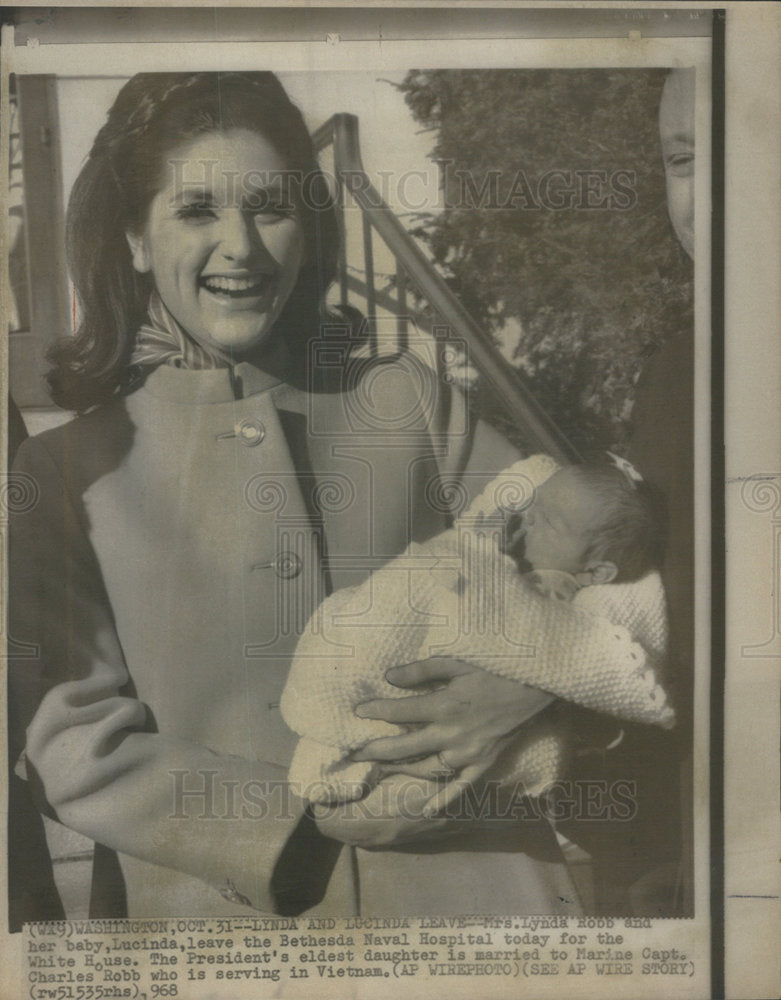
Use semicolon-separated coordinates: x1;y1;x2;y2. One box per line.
433;751;457;780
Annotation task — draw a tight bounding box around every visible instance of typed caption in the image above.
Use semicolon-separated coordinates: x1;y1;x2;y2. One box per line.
22;913;701;1000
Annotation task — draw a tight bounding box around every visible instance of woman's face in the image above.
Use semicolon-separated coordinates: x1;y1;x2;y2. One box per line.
126;128;305;357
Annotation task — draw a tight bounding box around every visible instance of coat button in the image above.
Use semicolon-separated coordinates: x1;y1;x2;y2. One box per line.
273;551;303;579
250;551;303;579
236;418;265;446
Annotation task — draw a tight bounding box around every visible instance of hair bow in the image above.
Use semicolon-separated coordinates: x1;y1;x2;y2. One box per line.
606;451;644;484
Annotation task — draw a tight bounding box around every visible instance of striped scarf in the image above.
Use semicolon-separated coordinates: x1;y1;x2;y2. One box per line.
130;292;234;371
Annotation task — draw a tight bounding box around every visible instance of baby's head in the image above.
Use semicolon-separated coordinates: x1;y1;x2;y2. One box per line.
509;461;664;586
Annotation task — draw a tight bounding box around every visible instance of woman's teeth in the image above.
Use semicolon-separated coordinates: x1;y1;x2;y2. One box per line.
202;275;266;296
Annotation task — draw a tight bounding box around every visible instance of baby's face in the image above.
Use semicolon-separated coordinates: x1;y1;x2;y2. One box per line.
517;468;603;574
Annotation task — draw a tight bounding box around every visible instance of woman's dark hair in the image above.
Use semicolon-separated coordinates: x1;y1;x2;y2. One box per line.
48;72;340;411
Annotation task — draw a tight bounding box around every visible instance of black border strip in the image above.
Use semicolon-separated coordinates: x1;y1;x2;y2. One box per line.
710;9;726;1000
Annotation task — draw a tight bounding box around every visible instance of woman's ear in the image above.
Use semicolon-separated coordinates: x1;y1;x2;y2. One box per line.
576;561;618;586
125;229;151;273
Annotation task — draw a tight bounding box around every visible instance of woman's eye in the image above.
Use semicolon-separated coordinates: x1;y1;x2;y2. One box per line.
176;203;216;221
253;206;295;226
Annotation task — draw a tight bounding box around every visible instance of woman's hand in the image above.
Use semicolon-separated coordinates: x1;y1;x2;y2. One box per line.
351;658;555;805
312;660;555;848
313;661;555;846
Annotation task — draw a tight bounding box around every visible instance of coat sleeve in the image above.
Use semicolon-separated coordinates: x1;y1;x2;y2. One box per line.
8;436;315;914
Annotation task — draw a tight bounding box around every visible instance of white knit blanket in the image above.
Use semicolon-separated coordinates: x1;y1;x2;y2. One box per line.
281;456;674;803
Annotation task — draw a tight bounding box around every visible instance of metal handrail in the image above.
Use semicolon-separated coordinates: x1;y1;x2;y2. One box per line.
312;113;579;463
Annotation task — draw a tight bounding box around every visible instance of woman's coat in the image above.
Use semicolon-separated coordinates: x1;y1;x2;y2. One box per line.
9;348;580;917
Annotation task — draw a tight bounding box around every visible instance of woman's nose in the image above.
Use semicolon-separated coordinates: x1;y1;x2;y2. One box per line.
216;210;264;263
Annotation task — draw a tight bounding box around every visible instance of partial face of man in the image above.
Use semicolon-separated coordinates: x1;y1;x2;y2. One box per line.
659;69;695;259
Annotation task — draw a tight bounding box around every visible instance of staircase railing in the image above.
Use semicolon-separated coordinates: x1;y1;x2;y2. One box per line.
312;113;579;464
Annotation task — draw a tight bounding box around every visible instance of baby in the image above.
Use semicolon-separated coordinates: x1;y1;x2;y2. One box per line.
281;454;674;805
503;454;664;595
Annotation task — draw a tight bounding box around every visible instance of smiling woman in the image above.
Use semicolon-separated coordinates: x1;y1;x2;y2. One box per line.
48;72;338;411
125;130;306;360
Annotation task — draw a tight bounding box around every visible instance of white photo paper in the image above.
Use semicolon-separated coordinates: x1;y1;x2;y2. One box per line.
1;4;779;999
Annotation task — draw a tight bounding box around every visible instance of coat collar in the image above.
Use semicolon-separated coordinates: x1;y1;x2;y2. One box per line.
139;361;284;405
133;339;346;410
137;351;293;405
